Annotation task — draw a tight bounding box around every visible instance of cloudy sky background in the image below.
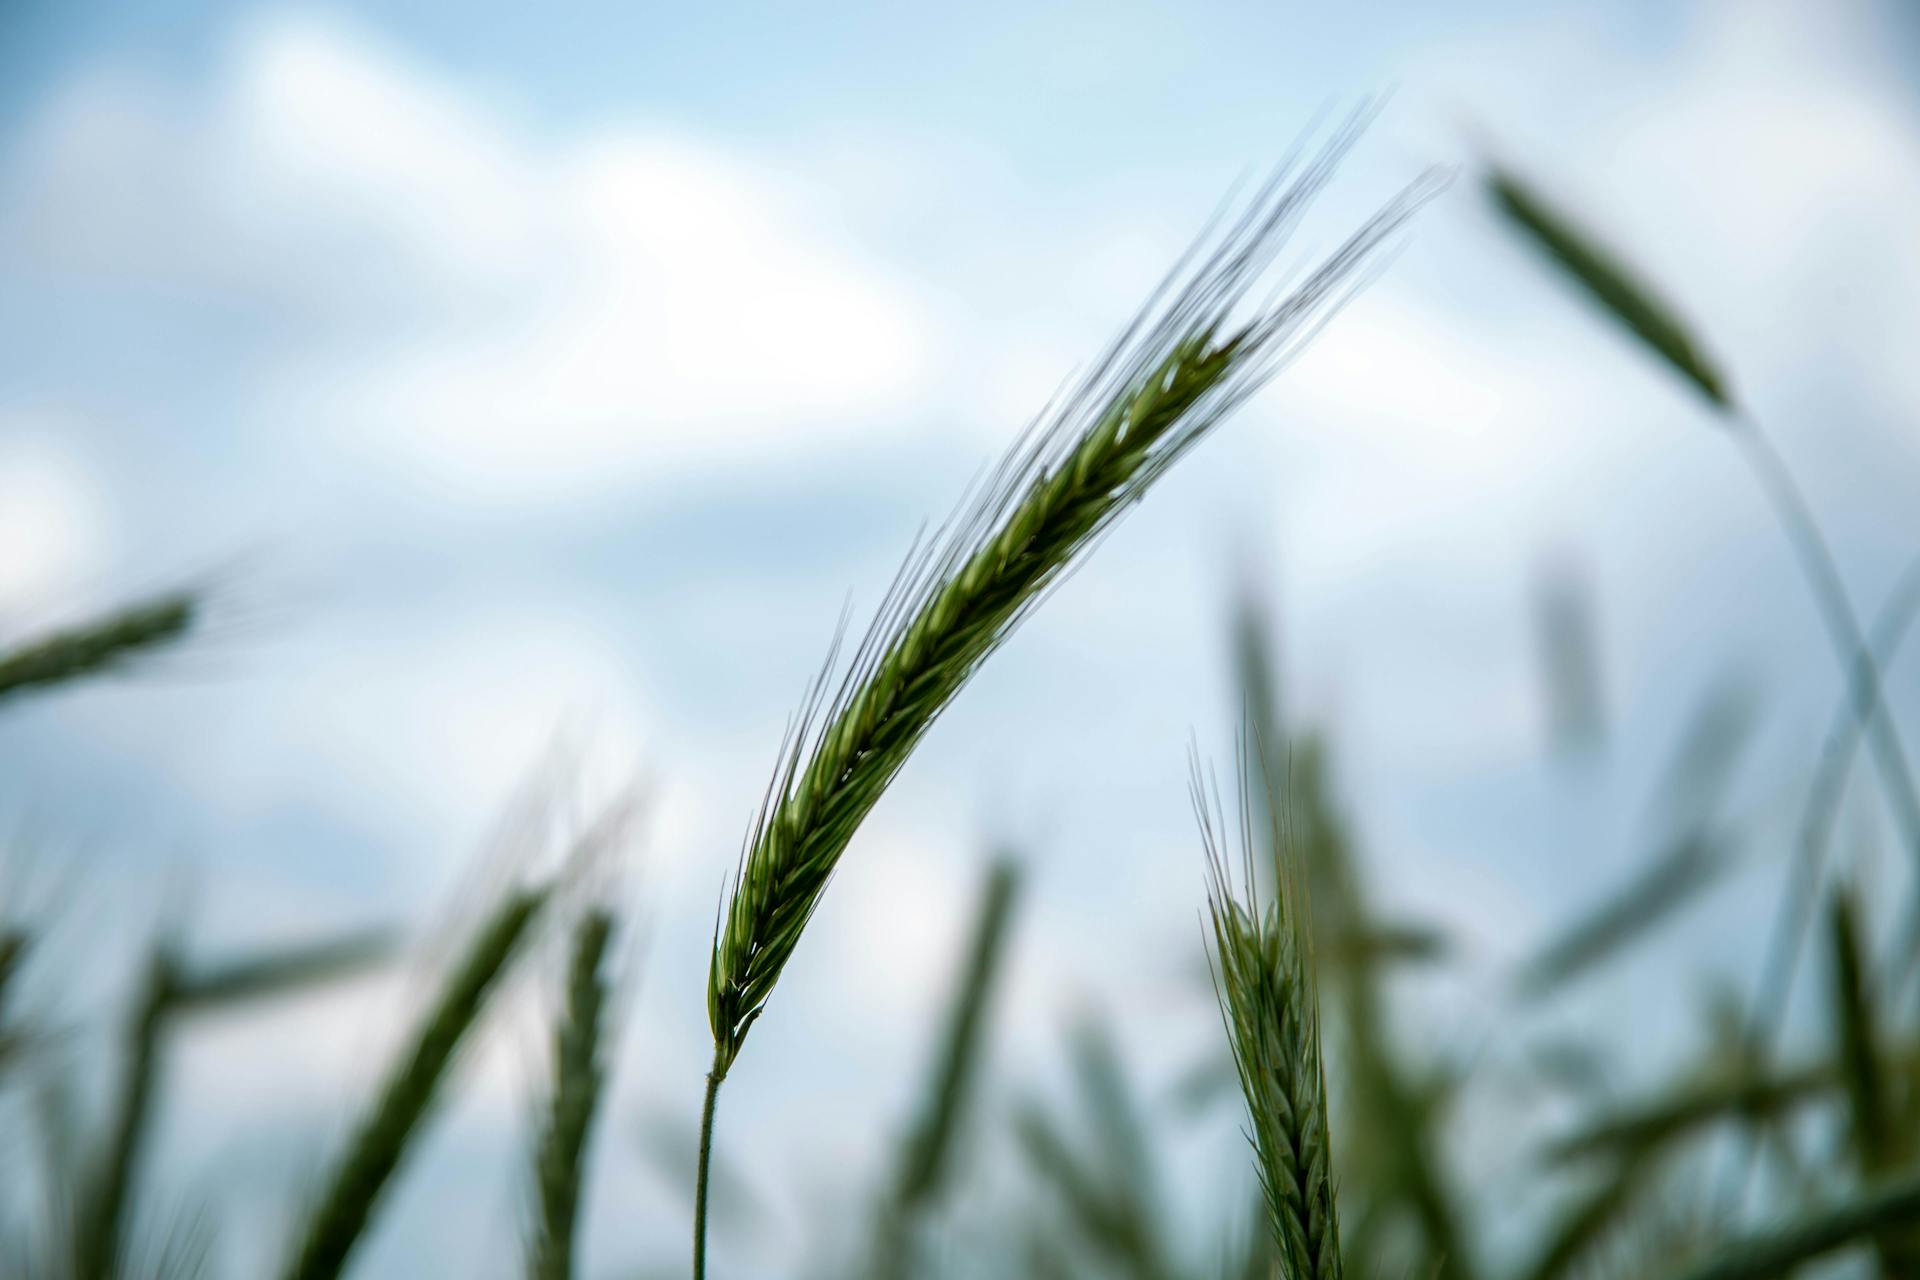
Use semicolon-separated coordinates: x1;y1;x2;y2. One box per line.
5;0;1920;1274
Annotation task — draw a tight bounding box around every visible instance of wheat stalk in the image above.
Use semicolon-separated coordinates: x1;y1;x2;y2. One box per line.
1015;1016;1175;1280
171;928;396;1012
1672;1168;1920;1280
1513;1154;1651;1280
0;929;24;1023
74;943;179;1280
1745;554;1920;1089
1194;749;1343;1280
0;592;196;705
874;856;1021;1280
1487;169;1728;406
282;887;547;1280
693;110;1446;1277
530;907;616;1280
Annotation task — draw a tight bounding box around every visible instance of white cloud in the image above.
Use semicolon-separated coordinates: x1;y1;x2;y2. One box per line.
268;613;654;855
224;12;540;283
0;424;110;616
1621;4;1920;414
5;12;930;502
334;130;928;494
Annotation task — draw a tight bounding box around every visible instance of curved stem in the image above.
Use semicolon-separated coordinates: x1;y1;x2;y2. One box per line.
693;1057;725;1280
1711;421;1920;1218
1746;556;1920;1064
1732;422;1920;882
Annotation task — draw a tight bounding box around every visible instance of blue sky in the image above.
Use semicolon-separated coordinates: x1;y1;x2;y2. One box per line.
4;1;1920;1275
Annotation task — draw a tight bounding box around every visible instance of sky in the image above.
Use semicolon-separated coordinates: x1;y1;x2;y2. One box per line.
4;0;1920;1275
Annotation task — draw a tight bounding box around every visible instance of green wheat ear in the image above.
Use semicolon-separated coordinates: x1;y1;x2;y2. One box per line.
706;115;1448;1078
1193;748;1343;1280
530;907;617;1280
1485;166;1729;408
692;110;1446;1278
0;590;197;705
698;115;1443;1274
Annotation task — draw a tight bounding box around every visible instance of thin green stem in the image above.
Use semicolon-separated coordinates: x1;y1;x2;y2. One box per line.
1713;421;1920;1218
1675;1168;1920;1280
1745;557;1920;1076
77;946;176;1280
283;889;545;1280
693;1057;724;1280
1732;421;1920;885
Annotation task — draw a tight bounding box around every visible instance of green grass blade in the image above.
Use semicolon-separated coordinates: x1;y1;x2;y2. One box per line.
530;908;616;1280
1745;554;1920;1069
875;856;1021;1279
1014;1076;1169;1280
1823;887;1920;1276
1672;1170;1920;1280
1323;920;1451;972
1376;1065;1473;1280
0;928;25;1072
145;1205;218;1280
170;928;396;1012
1514;1155;1649;1280
1544;1057;1842;1166
1531;555;1607;762
0;592;197;706
1515;830;1735;1002
0;928;23;1011
1727;428;1920;956
1012;1013;1174;1280
282;887;547;1280
1070;1017;1161;1238
1230;582;1289;898
1487;166;1730;408
1516;681;1754;1002
1642;678;1757;839
1014;1102;1135;1270
75;944;178;1280
1830;887;1890;1174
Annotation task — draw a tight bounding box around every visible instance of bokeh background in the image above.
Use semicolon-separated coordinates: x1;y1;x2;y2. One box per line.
5;0;1920;1274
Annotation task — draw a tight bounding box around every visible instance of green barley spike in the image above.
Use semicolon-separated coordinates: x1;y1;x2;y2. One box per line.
1487;165;1730;408
530;908;616;1280
74;943;178;1280
694;109;1447;1278
1194;750;1343;1280
708;115;1446;1076
0;592;197;705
